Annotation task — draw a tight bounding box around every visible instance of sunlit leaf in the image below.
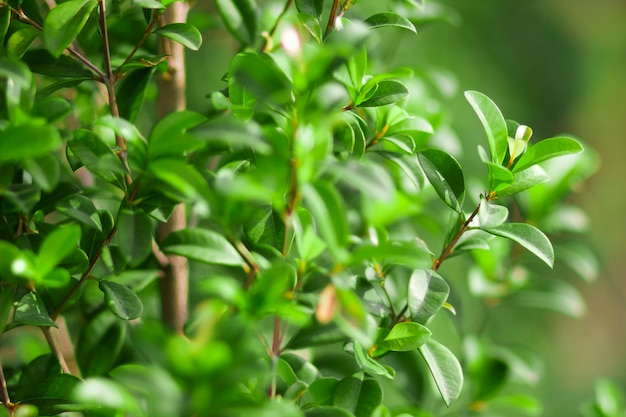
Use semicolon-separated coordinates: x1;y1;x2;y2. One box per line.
482;222;554;268
465;90;508;164
154;23;202;51
160;228;244;266
43;0;98;58
332;374;383;417
419;338;463;407
364;12;417;34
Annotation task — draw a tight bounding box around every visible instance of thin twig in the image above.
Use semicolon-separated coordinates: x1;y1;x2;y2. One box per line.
0;356;11;411
325;0;341;38
117;11;161;74
42;327;71;374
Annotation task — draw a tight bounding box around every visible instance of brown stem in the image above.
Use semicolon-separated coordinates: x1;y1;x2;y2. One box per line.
325;0;341;38
156;2;190;335
42;327;71;374
117;11;161;74
0;356;11;412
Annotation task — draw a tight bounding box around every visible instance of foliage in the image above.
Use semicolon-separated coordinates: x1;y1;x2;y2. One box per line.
0;0;599;417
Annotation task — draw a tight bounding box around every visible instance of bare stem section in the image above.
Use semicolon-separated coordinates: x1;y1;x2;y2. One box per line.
156;2;191;334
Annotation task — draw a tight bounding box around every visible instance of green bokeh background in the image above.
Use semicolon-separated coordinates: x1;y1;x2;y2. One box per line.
185;1;626;414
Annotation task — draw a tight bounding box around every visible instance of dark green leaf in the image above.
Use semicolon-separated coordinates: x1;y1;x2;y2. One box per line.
99;280;144;320
43;0;98;58
113;207;153;267
482;223;554;268
408;269;450;323
35;78;91;100
465;90;508;164
379;321;431;351
512;136;584;173
14;354;62;402
0;6;10;46
149;110;206;158
215;0;258;45
23;49;94;78
68;129;127;189
76;312;126;376
302;378;340;407
116;67;156;123
295;0;324;20
22;154;61;192
359;80;409;107
32;96;73;122
56;194;103;231
0;286;15;334
0;124;61;162
349;240;432;269
8;292;58;329
419;338;463;407
160;228;244;266
364;12;417;34
417;148;465;212
332;374;383;417
154;23;202;51
305;406;354;417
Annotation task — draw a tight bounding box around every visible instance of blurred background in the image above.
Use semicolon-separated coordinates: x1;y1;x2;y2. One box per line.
185;0;626;415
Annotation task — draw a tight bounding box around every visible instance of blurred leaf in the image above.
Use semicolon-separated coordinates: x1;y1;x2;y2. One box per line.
76;312;126;376
408;269;450;323
510;280;586;318
0;124;61;162
418;148;465;213
482;223;554;268
99;280;144;320
38;224;81;277
149;110;206;158
556;242;599;283
305;406;354;417
0;286;15;334
0;6;10;46
160;228;244;266
72;377;141;415
23;49;93;78
513;136;584;173
23;154;61;192
349;240;432;268
332;374;383;417
133;0;165;8
354;340;395;378
215;0;258;45
359;80;409;107
230;52;292;106
6;26;39;59
56;194;103;231
32;96;73;122
43;0;98;58
419;338;463;407
154;23;202;51
465;90;508;164
302;377;340;407
364;12;417;34
379;322;431;351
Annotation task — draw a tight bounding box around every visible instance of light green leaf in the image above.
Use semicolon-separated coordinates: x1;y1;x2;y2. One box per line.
512;136;584;173
482;222;554;268
379;321;431;351
99;280;144;320
38;224;82;277
215;0;258;45
0;124;61;162
301;377;340;407
154;23;202;51
419;338;463;407
496;165;550;198
332;374;383;417
353;341;395;378
229;52;292;107
408;269;450;323
43;0;98;58
478;198;509;228
6;27;40;59
359;80;409;107
160;228;244;266
364;12;417;34
72;378;141;414
133;0;165;8
465;90;508;164
417;148;465;213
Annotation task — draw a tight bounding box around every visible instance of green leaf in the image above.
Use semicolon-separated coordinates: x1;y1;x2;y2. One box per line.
43;0;98;58
407;269;450;323
38;224;81;277
76;311;126;376
113;207;153;267
0;124;61;162
482;223;554;268
301;181;349;262
332;374;383;417
133;0;165;8
478;198;508;228
295;0;324;20
0;286;15;334
154;23;202;51
379;322;431;351
68;129;127;189
23;49;94;79
359;80;409;107
353;340;395;378
160;228;244;266
495;165;550;198
417;148;465;212
364;12;417;34
510;280;586;318
56;194;103;231
465;90;508;164
149;110;206;158
349;240;432;269
116;66;156;122
0;6;10;46
512;136;584;173
302;378;340;407
229;52;292;107
72;377;141;414
8;292;58;329
23;154;61;192
215;0;258;45
99;280;144;320
305;406;354;417
419;338;463;407
32;96;73;122
6;26;40;59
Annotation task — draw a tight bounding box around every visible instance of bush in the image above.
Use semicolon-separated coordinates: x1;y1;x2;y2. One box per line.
0;1;598;416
